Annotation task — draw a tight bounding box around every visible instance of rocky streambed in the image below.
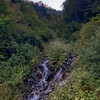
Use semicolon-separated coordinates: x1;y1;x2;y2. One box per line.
22;52;76;100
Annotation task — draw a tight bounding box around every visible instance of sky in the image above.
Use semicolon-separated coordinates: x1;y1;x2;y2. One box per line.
29;0;65;10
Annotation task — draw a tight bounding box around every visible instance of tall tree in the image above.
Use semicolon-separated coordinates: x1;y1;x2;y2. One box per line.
63;0;100;22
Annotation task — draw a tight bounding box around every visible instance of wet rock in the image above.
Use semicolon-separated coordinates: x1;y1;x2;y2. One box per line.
22;52;76;100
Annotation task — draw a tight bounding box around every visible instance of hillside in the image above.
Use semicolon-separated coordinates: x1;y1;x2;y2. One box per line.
0;0;100;100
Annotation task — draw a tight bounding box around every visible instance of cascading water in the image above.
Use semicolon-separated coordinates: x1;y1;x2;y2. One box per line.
54;67;63;82
23;52;76;100
28;60;52;100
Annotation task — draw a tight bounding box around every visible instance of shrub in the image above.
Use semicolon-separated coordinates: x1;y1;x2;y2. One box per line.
45;40;68;66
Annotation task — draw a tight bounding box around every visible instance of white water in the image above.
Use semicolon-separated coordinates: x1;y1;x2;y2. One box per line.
27;52;75;100
54;67;62;82
29;60;51;100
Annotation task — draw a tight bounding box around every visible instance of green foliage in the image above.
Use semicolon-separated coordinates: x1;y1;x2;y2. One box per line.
73;16;100;75
61;22;80;42
63;0;100;22
0;44;41;99
0;16;18;60
0;0;100;99
66;17;100;100
0;0;57;99
48;67;100;100
0;0;8;15
81;27;100;75
57;0;100;42
45;40;68;66
48;14;100;100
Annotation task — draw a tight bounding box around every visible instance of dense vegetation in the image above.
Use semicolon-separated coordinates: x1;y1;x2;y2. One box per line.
0;0;58;99
49;0;100;100
49;15;100;100
57;0;100;42
0;0;100;100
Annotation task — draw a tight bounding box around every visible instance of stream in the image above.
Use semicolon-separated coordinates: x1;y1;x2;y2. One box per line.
22;52;76;100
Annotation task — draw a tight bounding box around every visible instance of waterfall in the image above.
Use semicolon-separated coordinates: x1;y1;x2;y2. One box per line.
23;52;76;100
